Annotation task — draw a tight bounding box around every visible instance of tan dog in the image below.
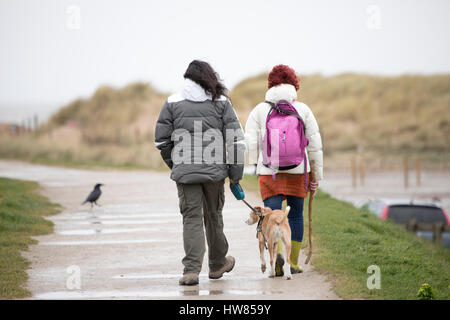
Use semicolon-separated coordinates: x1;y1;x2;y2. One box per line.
245;206;292;280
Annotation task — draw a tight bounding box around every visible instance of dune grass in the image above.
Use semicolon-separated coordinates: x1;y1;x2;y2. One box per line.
231;73;450;153
241;174;450;300
2;74;449;170
0;178;62;299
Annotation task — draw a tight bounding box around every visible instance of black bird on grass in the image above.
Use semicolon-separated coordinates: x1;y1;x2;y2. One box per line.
82;183;103;209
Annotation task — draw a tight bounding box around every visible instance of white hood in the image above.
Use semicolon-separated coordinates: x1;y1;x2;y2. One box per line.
265;84;298;103
181;78;212;102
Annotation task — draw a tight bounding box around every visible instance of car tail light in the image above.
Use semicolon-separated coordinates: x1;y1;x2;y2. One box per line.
381;206;389;220
442;208;450;226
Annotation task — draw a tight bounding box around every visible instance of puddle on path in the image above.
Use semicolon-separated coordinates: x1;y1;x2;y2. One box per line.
58;227;159;236
113;273;267;280
40;239;168;246
55;213;178;220
101;204;176;212
182;289;282;296
35;288;282;299
72;219;174;226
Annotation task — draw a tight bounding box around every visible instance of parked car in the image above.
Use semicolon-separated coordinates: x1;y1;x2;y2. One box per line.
363;199;450;248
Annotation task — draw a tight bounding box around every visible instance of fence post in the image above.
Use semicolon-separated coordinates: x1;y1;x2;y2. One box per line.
27;117;32;134
432;222;443;245
415;157;421;187
351;155;357;189
444;149;449;170
405;218;417;232
359;156;365;187
33;114;39;135
403;156;409;189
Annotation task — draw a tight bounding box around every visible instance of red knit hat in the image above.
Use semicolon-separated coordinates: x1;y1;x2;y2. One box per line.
268;64;300;91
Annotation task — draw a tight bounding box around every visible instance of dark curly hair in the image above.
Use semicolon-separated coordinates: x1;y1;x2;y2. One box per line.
183;60;229;101
268;64;300;91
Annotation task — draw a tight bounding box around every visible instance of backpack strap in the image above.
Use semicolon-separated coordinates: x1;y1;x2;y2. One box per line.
265;100;306;134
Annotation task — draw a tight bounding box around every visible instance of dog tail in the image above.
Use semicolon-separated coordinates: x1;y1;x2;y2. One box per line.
275;206;290;224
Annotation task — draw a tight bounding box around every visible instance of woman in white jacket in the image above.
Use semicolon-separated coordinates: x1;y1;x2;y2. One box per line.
245;65;323;276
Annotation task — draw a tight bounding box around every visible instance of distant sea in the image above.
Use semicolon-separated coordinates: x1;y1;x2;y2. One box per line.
0;102;61;125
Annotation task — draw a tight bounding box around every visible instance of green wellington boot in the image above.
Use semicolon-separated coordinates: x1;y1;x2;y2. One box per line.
275;240;284;277
290;240;303;274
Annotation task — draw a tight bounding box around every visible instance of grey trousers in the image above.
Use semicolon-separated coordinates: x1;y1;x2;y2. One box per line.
176;179;228;274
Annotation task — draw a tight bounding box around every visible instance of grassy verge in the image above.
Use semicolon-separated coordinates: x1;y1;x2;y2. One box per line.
0;178;62;299
241;174;450;300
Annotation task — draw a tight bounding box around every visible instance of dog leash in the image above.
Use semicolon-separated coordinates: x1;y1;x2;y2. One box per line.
256;217;268;250
244;199;268;249
247;200;268;250
230;183;268;249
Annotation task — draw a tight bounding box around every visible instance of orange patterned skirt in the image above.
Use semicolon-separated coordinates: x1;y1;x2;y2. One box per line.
259;173;310;201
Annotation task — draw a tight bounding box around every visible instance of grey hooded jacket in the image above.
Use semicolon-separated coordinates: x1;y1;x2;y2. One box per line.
155;79;245;184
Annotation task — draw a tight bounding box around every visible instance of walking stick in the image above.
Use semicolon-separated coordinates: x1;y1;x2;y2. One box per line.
305;160;316;265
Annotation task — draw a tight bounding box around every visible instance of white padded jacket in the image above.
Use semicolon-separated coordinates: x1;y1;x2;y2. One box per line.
244;84;323;181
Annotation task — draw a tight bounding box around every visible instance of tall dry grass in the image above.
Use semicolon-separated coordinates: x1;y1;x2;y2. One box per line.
231;73;450;154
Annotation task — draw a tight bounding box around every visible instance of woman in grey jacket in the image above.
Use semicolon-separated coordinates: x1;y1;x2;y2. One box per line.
155;60;245;285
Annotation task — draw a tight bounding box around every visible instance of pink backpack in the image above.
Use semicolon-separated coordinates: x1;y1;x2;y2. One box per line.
262;100;309;188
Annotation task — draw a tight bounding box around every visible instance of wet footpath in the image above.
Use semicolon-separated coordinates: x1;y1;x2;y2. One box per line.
0;160;338;300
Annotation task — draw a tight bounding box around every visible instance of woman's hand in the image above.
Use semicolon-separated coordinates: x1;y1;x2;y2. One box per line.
309;181;319;197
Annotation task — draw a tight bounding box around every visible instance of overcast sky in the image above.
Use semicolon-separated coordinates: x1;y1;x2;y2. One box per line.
0;0;449;121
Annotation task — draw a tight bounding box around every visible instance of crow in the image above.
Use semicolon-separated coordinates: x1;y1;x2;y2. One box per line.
82;183;103;209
